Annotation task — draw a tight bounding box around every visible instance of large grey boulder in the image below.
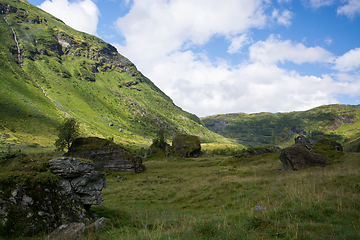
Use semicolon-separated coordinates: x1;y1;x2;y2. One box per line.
48;157;107;206
48;157;93;178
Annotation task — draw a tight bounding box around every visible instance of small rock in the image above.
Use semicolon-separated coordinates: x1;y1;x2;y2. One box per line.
252;206;265;211
85;217;110;232
47;223;85;240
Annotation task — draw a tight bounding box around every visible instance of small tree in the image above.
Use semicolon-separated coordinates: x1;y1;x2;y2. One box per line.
152;129;166;149
54;118;80;151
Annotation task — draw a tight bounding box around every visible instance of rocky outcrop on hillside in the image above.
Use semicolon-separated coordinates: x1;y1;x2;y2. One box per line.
328;114;355;131
0;157;106;237
67;137;146;173
204;120;229;131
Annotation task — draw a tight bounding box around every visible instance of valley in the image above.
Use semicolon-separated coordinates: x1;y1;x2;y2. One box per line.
0;0;359;239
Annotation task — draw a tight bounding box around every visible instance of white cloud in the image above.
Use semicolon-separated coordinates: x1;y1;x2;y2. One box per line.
249;34;334;64
272;9;293;26
115;0;269;62
304;0;334;8
337;0;360;19
39;0;100;35
227;34;251;54
333;48;360;72
113;0;359;116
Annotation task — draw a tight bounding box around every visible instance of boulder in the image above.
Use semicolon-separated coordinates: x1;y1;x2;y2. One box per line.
66;137;146;173
144;134;201;158
48;157;93;178
47;217;110;240
171;134;201;158
46;223;85;240
48;157;107;206
0;183;92;237
279;146;329;170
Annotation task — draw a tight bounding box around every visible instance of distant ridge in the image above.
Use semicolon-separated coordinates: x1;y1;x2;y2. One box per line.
201;104;360;149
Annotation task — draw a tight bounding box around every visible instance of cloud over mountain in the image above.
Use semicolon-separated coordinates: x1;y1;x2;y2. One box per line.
39;0;100;35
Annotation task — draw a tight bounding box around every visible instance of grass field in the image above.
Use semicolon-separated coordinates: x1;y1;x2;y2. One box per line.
76;151;360;240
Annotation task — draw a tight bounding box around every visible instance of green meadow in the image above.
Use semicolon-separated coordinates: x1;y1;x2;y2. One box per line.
1;144;359;239
83;151;359;239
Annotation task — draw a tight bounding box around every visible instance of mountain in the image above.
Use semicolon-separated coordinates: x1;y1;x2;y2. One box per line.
201;104;360;149
0;0;226;151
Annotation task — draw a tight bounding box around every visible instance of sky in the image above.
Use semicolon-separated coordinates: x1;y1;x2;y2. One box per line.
27;0;360;117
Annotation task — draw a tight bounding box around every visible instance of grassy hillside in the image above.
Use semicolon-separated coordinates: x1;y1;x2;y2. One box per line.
202;104;360;148
0;0;227;152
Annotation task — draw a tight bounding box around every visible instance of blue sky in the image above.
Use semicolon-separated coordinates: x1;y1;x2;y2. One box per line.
27;0;360;117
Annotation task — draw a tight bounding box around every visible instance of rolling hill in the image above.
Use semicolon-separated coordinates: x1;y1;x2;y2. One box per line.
202;104;360;149
0;0;226;152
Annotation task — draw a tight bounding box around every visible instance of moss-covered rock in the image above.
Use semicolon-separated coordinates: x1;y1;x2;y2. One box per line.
67;137;146;173
312;138;344;159
280;146;329;170
171;134;201;158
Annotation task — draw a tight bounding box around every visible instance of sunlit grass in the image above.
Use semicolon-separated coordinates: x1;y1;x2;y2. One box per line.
82;152;360;239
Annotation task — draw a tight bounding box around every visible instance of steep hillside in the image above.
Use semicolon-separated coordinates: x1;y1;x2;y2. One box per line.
0;0;226;151
202;104;360;148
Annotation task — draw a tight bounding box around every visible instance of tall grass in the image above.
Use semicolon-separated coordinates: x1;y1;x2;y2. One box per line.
79;152;360;239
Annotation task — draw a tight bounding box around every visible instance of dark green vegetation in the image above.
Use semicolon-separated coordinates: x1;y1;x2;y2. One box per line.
0;150;59;189
0;0;225;154
202;104;360;149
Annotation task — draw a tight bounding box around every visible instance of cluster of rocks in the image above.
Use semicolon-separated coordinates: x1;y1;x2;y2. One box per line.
145;134;202;158
66;137;146;173
0;157;107;238
279;135;343;170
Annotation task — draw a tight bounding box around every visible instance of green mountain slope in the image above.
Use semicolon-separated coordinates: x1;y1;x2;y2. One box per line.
0;0;226;151
202;104;360;148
